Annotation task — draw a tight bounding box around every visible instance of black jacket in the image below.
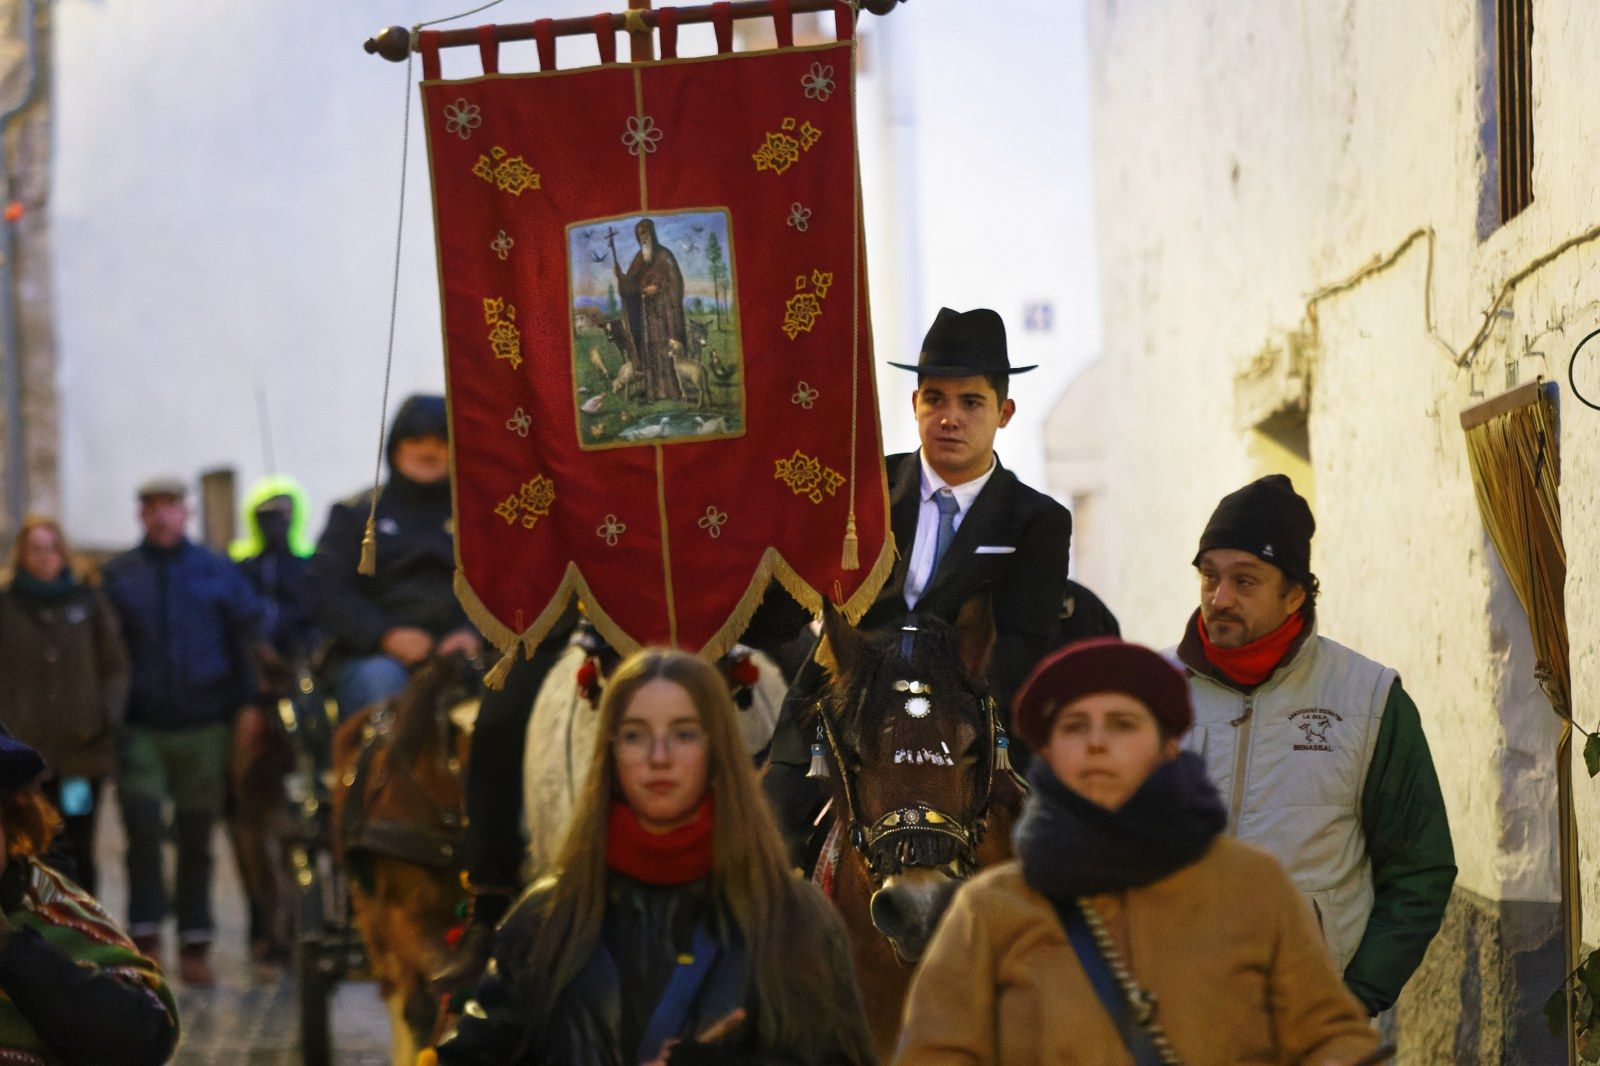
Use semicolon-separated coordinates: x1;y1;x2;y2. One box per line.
769;452;1071;768
438;873;872;1065
862;451;1072;706
306;472;470;658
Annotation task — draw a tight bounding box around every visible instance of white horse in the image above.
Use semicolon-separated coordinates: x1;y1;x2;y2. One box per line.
521;632;787;875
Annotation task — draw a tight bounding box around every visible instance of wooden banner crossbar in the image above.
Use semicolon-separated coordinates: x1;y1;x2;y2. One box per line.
364;0;901;63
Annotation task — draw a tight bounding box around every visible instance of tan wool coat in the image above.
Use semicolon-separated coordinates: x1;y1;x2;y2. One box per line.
893;839;1378;1065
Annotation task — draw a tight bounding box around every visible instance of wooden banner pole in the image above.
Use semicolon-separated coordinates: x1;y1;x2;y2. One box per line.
365;0;902;62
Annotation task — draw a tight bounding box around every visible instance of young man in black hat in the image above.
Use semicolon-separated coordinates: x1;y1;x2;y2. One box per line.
1170;474;1456;1016
763;306;1073;860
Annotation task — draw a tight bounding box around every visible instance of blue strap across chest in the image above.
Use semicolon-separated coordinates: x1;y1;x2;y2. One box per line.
1051;897;1164;1066
636;923;721;1063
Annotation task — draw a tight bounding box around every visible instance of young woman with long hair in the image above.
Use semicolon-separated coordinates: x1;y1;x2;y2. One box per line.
0;515;128;895
437;648;874;1064
893;639;1380;1065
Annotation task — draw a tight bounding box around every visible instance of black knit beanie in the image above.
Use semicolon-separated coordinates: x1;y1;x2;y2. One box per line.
1192;474;1314;587
386;394;448;465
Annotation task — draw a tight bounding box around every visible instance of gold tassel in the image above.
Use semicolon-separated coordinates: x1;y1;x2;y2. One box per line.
358;514;378;576
484;644;520;690
416;1050;439;1066
841;512;860;570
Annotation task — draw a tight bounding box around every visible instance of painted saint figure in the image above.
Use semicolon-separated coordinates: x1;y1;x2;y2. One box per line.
614;218;687;402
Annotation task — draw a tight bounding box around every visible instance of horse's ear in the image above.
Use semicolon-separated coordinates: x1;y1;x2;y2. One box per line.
816;601;869;680
954;591;996;679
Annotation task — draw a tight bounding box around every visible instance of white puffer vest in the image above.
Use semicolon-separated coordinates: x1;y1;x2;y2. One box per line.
1166;630;1395;972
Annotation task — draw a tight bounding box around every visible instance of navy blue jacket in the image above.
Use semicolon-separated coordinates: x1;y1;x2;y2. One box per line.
102;540;261;730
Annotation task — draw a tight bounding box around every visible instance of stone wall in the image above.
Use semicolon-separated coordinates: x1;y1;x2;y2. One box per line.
1085;0;1600;1055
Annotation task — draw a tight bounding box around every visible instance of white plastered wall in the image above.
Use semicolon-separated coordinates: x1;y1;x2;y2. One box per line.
1086;0;1600;923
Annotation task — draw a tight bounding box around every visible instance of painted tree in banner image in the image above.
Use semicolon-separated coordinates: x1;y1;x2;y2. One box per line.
606;283;620;318
706;233;727;331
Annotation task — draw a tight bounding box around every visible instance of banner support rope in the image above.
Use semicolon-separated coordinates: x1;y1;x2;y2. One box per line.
360;0;514;576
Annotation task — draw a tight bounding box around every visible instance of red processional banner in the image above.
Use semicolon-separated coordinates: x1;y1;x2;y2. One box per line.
419;8;891;664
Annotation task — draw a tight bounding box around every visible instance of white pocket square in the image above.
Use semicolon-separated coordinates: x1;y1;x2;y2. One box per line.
974;545;1016;554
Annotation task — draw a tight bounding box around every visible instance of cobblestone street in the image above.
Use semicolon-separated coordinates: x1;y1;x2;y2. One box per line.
94;800;394;1064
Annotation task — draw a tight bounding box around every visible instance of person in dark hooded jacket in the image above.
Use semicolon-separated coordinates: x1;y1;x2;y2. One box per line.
307;394;481;716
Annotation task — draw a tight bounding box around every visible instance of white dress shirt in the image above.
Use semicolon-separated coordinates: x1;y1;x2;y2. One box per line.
903;451;997;608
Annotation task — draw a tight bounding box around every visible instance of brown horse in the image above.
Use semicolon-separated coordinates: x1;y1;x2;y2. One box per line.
330;655;479;1065
804;598;1028;1058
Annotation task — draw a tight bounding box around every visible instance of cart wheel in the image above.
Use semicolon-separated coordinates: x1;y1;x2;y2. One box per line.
294;843;335;1066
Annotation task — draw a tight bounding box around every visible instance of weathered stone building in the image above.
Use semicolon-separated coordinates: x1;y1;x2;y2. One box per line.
1065;0;1600;1059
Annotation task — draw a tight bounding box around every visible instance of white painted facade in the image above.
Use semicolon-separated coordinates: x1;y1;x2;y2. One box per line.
47;0;1095;550
1081;0;1600;1049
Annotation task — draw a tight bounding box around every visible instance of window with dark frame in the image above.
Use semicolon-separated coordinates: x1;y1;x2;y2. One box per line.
1496;0;1534;223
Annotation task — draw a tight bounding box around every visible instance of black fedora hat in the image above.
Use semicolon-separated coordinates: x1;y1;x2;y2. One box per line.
887;307;1037;376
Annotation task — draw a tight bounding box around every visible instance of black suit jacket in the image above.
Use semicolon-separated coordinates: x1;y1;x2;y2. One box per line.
865;451;1072;707
767;451;1071;767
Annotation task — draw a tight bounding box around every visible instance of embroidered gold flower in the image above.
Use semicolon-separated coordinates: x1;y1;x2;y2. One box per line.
472;147;541;196
753;131;801;175
496;474;557;530
484;298;522;369
774;450;845;504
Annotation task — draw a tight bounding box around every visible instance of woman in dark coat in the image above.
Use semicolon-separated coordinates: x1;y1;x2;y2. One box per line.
436;648;875;1065
0;516;128;893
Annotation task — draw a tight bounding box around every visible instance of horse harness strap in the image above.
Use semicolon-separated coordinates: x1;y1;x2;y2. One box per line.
341;699;464;871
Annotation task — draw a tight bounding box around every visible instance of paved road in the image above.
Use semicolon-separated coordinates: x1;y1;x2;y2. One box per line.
93;799;395;1065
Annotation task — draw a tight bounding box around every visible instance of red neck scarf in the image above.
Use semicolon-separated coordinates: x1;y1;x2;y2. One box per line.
606;795;715;885
1197;611;1305;687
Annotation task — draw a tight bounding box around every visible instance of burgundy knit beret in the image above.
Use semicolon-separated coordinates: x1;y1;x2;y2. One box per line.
1012;638;1194;750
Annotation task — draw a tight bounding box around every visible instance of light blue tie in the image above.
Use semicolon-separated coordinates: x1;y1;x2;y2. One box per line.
928;489;960;581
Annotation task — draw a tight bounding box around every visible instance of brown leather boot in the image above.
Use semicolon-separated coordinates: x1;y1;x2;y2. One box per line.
178;943;215;987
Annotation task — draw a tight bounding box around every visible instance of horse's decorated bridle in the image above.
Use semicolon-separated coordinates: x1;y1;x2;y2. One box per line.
808;630;1027;881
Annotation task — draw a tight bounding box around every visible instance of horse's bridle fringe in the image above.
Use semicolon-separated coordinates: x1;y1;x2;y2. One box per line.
814;681;1011;880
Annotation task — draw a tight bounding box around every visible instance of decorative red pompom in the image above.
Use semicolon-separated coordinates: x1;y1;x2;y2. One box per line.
444;924;465;948
730;657;760;688
4;202;21;223
576;659;597;689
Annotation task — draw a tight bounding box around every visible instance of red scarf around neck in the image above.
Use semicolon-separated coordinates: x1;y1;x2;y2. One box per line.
606;795;715;885
1197;610;1305;686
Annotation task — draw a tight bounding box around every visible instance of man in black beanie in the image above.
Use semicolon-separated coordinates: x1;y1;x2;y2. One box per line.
307;394;482;716
1168;474;1455;1017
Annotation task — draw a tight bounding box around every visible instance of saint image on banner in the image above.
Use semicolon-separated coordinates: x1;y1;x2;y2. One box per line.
568;208;746;450
617;218;686;402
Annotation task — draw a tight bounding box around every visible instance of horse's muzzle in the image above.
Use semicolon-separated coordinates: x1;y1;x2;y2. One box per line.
869;871;958;963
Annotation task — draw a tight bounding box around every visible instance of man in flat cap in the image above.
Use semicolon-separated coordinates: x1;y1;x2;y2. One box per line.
1171;474;1455;1016
102;476;263;986
763;307;1073;862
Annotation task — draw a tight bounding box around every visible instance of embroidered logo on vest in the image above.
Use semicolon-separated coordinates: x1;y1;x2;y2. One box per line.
1288;708;1341;752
